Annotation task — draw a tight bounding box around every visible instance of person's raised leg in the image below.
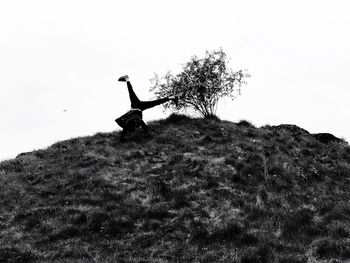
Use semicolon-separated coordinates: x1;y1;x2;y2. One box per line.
138;96;178;111
118;75;141;109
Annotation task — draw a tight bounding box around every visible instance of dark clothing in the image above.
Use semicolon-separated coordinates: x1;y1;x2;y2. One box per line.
127;81;171;111
116;80;171;142
115;109;149;141
115;109;143;129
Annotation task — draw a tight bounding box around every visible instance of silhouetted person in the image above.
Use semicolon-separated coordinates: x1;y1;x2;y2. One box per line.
115;75;178;142
116;109;149;142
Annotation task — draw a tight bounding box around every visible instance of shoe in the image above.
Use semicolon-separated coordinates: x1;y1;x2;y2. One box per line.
118;75;129;82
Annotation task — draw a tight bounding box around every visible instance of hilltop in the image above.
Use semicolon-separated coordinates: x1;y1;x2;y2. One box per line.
1;114;350;263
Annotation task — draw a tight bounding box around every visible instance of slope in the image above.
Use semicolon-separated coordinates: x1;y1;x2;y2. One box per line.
1;114;350;262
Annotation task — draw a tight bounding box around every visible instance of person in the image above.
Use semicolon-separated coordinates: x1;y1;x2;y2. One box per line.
115;75;178;141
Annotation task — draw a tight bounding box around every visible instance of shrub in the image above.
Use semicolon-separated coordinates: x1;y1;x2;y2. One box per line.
150;48;250;118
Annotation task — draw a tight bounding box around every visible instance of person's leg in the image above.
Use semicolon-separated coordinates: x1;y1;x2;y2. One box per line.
138;98;170;111
118;75;178;110
127;81;142;109
118;75;141;108
138;96;178;111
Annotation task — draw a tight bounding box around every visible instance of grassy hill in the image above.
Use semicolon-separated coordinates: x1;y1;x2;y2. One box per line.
1;114;350;263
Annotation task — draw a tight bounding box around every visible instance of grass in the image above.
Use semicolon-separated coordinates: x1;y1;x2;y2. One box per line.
0;113;350;262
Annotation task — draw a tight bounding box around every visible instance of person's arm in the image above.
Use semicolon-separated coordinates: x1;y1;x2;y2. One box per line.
119;129;127;142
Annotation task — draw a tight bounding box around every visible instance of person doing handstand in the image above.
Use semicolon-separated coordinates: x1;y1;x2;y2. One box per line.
115;75;178;142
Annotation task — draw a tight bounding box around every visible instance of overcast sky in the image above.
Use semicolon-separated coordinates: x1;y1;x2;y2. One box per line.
1;0;349;160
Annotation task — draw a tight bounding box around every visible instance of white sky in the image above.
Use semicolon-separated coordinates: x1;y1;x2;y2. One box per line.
1;0;349;160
